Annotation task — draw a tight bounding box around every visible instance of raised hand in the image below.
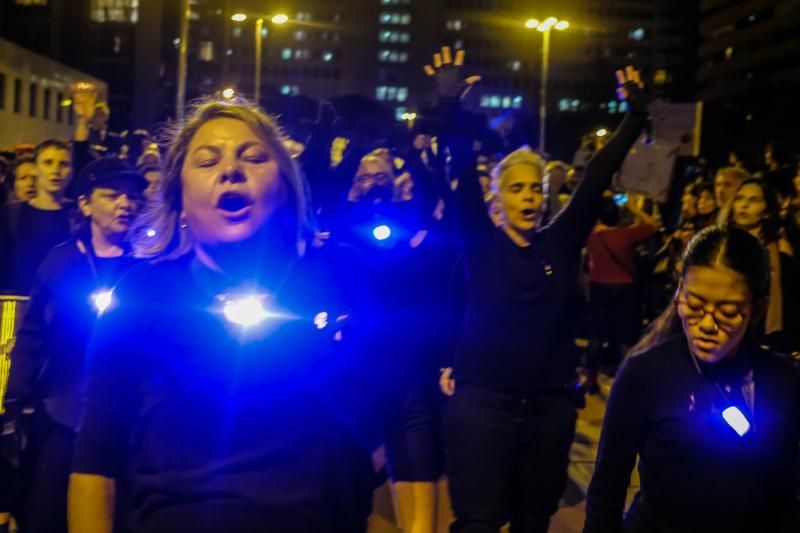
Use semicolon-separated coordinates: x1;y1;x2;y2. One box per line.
423;46;481;100
72;82;98;121
614;66;648;115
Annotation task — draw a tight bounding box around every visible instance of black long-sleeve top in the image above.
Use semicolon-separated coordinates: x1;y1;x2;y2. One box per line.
72;248;381;531
4;240;136;429
585;335;800;533
447;107;647;391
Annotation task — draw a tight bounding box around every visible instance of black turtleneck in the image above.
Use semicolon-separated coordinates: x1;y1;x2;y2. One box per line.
585;334;800;533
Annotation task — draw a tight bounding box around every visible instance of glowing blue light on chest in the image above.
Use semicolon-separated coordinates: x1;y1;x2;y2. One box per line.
90;288;115;315
372;225;392;241
721;406;751;437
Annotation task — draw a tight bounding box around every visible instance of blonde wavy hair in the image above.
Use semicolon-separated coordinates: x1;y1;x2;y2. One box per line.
131;97;312;259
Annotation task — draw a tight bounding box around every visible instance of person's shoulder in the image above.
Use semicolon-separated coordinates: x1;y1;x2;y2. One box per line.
752;344;800;385
113;254;192;299
619;334;685;377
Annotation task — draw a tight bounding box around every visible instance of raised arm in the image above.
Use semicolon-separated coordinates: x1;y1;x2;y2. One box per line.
423;47;492;243
551;67;650;250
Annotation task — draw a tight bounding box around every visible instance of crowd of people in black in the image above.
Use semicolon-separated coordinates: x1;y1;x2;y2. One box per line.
1;46;799;533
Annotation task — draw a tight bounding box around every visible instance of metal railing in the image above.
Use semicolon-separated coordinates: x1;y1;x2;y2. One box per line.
0;295;29;414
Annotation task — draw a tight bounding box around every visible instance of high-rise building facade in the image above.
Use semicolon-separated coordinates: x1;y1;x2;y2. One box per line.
698;0;800;163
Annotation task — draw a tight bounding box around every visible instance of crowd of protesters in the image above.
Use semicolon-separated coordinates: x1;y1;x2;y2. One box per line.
0;46;799;533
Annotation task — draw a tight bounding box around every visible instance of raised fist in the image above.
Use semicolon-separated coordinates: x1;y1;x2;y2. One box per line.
72;82;98;121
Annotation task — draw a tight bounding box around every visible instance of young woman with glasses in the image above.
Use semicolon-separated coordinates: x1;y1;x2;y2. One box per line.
585;225;800;533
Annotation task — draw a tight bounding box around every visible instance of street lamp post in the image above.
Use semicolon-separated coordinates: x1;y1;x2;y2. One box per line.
525;17;569;154
232;13;288;103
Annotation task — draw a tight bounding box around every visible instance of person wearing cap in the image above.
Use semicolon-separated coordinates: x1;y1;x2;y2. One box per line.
1;157;146;533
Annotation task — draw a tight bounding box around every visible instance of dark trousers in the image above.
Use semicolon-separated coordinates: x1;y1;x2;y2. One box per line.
444;384;578;533
18;411;74;533
588;282;639;374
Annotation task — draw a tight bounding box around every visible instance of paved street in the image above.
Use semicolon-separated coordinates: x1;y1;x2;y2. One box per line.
368;376;638;533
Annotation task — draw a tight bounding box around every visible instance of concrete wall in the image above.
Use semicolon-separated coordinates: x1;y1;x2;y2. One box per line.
0;38;107;149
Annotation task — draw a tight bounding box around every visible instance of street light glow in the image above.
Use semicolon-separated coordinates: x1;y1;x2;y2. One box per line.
271;14;288;24
525;19;540;29
596;128;609;137
555;20;570;31
401;112;417;121
231;13;247;22
544;17;558;26
221;87;236;99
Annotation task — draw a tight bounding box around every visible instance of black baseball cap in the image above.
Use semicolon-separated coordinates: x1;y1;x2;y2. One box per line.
73;157;148;198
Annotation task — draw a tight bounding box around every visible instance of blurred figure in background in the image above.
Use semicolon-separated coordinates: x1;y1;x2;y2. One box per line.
585;193;660;388
0;140;73;294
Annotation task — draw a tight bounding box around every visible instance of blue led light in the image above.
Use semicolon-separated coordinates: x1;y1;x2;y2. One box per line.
722;406;751;437
91;289;114;315
146;229;157;238
223;295;269;327
373;225;392;241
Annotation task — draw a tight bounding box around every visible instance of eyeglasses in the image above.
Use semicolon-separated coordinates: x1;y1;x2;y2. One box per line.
676;294;749;331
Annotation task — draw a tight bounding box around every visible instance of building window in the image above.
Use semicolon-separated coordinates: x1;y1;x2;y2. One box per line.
293;49;310;60
379;30;410;43
446;19;462;31
43;88;51;120
14;0;48;5
13;78;22;114
113;34;122;54
232;26;242;38
90;0;139;23
629;27;645;41
281;48;292;60
280;85;300;96
481;94;523;110
56;92;64;122
296;11;312;21
376;85;408;102
293;30;307;41
322;51;334;62
0;73;5;110
29;82;37;117
394;106;407;121
378;49;408;63
199;41;214;62
379;12;411;25
509;60;521;72
381;0;410;4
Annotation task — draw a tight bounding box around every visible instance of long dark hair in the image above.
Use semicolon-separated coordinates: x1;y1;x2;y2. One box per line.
732;178;782;245
629;225;770;356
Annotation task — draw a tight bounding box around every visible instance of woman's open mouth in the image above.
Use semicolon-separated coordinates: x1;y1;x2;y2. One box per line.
216;191;254;221
520;208;538;221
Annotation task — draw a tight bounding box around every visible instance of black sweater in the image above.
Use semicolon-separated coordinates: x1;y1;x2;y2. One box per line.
585;335;800;533
5;240;136;429
449;111;647;391
0;202;71;294
72;249;380;531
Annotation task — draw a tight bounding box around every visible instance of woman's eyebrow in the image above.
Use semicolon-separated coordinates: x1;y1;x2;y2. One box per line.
191;144;221;156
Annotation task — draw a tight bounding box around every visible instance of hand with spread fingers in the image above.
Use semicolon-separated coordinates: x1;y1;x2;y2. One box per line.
72;82;98;122
424;46;481;100
614;65;649;115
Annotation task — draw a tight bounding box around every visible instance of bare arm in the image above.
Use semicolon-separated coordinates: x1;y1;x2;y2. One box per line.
68;473;115;533
625;196;659;229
